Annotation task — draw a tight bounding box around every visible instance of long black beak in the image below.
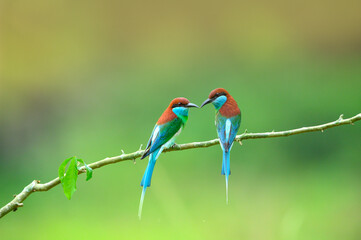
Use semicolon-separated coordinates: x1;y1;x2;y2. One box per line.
186;103;199;108
200;98;213;108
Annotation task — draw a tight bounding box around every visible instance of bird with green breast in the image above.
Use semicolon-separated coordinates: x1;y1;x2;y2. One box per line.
139;97;198;219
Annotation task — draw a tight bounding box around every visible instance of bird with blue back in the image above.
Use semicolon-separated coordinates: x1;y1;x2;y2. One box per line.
138;97;199;219
201;88;241;204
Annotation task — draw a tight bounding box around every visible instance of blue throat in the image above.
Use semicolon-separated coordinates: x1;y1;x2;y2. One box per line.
172;107;189;123
212;96;227;110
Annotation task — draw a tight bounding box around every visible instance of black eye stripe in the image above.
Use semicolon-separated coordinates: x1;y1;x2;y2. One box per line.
172;103;187;108
213;92;226;99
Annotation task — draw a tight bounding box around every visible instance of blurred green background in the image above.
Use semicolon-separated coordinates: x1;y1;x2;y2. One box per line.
1;1;360;239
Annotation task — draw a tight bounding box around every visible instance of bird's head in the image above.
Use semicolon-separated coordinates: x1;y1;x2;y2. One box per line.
169;97;199;119
170;97;199;109
201;88;229;110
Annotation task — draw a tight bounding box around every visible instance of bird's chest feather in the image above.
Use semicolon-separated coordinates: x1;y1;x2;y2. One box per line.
172;107;189;125
163;126;182;148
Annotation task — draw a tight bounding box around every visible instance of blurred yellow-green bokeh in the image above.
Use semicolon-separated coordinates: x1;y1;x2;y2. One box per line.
1;1;360;239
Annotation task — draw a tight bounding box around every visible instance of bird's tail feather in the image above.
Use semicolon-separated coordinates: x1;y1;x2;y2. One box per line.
138;187;146;220
140;156;156;187
221;151;231;176
139;153;157;219
222;150;231;204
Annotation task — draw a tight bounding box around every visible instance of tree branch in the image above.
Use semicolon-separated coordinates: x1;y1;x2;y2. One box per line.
1;113;360;219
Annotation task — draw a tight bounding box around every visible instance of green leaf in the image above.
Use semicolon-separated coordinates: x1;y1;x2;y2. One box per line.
60;157;79;200
58;157;73;181
58;156;93;200
77;158;93;181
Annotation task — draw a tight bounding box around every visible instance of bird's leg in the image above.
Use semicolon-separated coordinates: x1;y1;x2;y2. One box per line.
171;143;179;149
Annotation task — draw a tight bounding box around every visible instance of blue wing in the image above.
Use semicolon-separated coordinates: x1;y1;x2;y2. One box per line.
216;114;241;151
216;113;241;203
142;124;158;154
141;117;183;159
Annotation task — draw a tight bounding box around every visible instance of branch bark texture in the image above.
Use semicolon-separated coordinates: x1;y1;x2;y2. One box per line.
1;113;360;219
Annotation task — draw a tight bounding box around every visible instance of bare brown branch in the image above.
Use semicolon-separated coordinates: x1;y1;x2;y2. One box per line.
1;113;360;219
